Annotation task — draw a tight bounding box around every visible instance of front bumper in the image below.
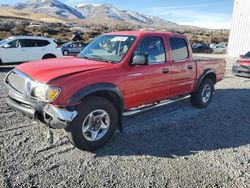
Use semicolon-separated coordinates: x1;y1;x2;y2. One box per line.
43;104;77;129
4;69;77;129
232;64;250;78
6;94;77;129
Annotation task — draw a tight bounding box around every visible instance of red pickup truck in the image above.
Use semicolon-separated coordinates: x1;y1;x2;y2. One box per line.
4;31;226;151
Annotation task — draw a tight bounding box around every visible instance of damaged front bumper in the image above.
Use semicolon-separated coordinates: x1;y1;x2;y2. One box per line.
4;69;77;129
6;94;77;129
43;104;77;129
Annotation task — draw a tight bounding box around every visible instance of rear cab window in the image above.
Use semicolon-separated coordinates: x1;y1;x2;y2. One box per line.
169;37;189;61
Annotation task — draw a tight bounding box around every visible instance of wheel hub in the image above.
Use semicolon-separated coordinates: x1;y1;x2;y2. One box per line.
202;84;211;103
82;109;110;141
91;118;102;130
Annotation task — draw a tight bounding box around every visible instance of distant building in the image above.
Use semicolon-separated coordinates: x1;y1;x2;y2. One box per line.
228;0;250;57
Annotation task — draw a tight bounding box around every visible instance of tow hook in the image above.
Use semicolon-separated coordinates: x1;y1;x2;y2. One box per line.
47;129;54;147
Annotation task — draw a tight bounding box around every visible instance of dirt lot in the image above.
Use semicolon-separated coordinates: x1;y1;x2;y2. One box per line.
0;57;250;188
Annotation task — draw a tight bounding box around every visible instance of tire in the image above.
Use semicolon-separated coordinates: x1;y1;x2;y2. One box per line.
191;78;215;108
42;54;56;59
66;96;118;151
0;59;2;65
63;50;69;56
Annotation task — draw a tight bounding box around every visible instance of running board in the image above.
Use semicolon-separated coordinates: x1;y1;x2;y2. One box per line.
123;95;190;116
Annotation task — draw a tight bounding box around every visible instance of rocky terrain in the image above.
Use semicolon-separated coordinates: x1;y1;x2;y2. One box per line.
0;57;250;187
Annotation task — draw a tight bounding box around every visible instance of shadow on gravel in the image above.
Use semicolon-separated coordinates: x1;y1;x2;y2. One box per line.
94;88;250;158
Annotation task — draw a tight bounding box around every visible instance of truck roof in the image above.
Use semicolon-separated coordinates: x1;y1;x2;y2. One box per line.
105;31;185;38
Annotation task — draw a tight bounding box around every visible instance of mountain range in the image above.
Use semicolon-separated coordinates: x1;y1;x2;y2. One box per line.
10;0;179;28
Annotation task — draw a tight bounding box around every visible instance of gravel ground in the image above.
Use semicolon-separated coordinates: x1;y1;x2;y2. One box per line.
0;57;250;188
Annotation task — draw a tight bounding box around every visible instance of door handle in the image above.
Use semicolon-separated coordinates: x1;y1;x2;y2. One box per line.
162;68;169;74
187;65;193;70
128;73;143;77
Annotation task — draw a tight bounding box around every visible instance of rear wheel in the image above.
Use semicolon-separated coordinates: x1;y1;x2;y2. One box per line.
66;96;118;151
191;78;214;108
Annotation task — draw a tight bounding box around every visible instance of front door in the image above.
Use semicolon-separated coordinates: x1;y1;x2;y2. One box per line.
124;36;172;109
1;39;27;63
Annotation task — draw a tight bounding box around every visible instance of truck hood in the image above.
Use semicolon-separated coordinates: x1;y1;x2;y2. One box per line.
16;57;113;83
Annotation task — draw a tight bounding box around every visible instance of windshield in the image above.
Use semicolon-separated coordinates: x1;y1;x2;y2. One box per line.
244;51;250;58
0;39;8;46
78;35;136;63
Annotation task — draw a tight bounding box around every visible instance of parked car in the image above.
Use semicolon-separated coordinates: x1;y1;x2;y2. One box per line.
61;41;86;56
0;36;63;65
192;43;202;48
232;52;250;77
4;31;226;151
211;44;227;54
192;45;213;54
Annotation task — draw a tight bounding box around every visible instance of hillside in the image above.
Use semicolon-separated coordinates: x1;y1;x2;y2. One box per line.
10;0;179;28
0;7;66;23
14;0;84;19
75;4;178;28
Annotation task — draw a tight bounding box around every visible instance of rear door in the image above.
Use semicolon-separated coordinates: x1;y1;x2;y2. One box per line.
124;36;172;108
168;37;196;96
35;39;51;59
70;43;79;54
18;39;38;61
77;42;85;53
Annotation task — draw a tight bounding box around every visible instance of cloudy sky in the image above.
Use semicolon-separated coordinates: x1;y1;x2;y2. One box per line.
0;0;234;29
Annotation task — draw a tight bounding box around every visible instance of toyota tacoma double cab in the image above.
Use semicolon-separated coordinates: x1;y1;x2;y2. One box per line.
4;31;226;151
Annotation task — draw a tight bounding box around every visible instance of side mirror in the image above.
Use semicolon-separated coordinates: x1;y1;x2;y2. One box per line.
240;55;244;58
131;54;147;66
2;44;11;48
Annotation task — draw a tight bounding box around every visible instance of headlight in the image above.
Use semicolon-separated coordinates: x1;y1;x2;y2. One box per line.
31;84;61;102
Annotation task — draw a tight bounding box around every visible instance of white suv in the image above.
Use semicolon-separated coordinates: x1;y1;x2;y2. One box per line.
0;36;63;64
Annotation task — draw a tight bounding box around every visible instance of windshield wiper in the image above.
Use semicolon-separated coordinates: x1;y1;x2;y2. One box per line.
89;55;115;64
77;55;91;60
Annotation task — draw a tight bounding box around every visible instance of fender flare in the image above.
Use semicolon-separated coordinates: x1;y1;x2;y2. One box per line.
69;83;124;132
195;69;216;92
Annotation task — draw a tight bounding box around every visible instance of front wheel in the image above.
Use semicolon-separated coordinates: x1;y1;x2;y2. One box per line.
66;96;118;151
191;78;215;108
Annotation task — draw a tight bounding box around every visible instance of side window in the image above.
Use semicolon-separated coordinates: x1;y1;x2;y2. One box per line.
69;43;77;48
36;40;50;47
7;40;21;48
169;37;189;61
19;39;36;47
134;37;166;64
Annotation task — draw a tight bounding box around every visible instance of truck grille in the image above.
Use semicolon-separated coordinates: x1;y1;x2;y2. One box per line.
6;71;26;94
